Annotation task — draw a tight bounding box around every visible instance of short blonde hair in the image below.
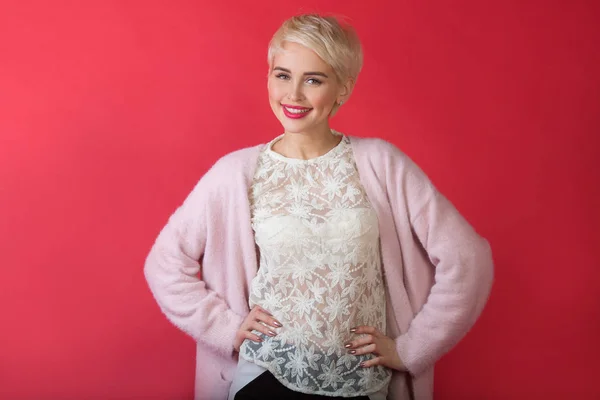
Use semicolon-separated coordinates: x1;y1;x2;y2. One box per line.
268;14;364;84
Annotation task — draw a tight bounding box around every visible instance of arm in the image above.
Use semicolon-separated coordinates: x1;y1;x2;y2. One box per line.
391;150;494;376
143;171;244;358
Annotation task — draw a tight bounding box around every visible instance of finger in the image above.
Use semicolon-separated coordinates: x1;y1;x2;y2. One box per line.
250;321;278;337
350;325;378;336
348;343;376;356
243;331;263;343
254;310;283;328
344;334;374;349
360;356;383;368
253;306;272;316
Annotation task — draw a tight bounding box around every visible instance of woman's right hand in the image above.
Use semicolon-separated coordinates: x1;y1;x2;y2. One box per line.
233;306;283;352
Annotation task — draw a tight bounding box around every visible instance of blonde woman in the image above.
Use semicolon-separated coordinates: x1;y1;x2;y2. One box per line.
145;14;493;400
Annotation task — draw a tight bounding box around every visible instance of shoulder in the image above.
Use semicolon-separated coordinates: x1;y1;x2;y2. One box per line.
201;143;265;185
348;134;434;191
211;144;265;172
190;143;264;200
348;135;414;169
348;135;438;219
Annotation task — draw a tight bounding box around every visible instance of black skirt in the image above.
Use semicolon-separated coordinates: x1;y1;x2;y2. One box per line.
234;370;371;400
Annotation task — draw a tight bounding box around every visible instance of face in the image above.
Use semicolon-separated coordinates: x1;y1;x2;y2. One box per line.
268;42;350;136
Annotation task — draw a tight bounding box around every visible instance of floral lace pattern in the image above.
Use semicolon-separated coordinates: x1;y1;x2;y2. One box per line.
240;133;391;396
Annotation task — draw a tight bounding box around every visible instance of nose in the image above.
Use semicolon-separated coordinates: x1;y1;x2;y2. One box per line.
287;81;304;102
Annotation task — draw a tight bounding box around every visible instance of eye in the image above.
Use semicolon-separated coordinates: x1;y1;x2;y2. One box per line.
275;73;290;80
306;78;322;85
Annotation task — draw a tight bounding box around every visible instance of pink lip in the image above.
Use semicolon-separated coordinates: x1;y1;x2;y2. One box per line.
281;104;312;119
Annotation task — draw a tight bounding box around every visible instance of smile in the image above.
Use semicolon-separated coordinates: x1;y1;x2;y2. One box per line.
282;104;312;119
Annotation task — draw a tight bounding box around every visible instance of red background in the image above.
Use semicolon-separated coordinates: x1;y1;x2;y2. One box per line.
1;1;599;399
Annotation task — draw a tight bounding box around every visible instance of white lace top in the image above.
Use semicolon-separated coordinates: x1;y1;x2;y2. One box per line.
239;133;391;397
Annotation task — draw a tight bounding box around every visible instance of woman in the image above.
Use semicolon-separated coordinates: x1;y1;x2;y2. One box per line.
144;14;493;400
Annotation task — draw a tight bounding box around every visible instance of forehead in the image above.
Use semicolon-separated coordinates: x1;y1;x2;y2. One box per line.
272;42;333;73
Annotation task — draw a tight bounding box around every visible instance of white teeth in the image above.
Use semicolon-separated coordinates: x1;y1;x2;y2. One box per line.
284;107;310;114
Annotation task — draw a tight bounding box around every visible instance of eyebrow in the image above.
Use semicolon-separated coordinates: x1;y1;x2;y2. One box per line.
273;66;329;78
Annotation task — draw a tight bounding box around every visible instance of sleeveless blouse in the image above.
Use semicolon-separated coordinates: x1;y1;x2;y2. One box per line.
239;133;391;397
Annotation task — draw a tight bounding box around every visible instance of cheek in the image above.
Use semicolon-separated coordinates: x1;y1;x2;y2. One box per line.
268;80;285;101
309;90;337;110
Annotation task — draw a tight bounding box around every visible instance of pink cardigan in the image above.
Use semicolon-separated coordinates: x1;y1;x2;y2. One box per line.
144;136;494;400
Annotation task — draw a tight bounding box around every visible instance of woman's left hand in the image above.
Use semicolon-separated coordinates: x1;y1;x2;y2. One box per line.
345;326;406;371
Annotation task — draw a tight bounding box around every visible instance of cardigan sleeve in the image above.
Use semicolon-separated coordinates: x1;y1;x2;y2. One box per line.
143;164;245;359
386;145;494;376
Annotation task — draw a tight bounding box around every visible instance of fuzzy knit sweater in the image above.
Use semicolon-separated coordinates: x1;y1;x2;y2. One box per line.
144;135;494;400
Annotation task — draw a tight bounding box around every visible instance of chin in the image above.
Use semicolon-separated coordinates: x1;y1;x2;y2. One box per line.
281;124;308;134
283;124;318;135
278;116;322;135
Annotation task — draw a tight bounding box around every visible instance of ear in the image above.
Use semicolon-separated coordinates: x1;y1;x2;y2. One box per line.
337;78;355;104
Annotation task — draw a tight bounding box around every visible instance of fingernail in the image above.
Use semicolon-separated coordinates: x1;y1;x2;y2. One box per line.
360;362;366;367
344;343;352;348
273;321;282;327
268;330;276;336
350;350;356;355
350;328;357;333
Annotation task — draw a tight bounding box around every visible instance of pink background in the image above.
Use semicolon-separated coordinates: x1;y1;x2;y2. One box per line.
1;1;599;398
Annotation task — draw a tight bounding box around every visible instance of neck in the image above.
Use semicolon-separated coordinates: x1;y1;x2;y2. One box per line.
275;125;341;160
